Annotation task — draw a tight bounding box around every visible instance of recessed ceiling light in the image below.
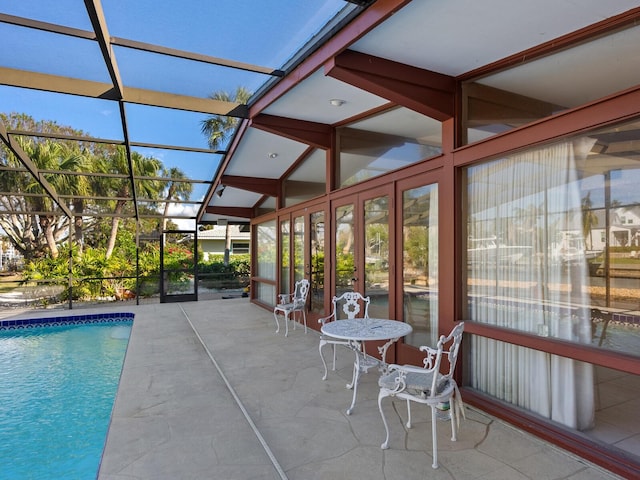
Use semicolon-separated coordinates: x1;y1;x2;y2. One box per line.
329;99;346;107
268;152;278;159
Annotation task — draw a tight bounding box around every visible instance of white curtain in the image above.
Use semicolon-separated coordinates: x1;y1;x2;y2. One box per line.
468;141;595;431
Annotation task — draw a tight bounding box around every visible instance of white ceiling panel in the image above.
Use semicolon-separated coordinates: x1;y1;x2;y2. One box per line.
350;0;640;76
225;128;309;179
262;69;388;124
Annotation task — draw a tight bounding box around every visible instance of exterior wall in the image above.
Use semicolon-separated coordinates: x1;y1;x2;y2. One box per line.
248;19;640;478
198;225;250;261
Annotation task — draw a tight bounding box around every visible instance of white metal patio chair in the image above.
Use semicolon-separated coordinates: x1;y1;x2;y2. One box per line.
273;278;310;337
377;322;465;469
318;291;370;380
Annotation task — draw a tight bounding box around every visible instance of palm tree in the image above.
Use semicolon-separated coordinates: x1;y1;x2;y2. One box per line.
581;192;598;250
200;87;252;150
54;143;92;255
103;147;162;259
161;167;193;231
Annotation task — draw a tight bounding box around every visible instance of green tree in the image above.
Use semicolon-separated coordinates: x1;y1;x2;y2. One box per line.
0;113;103;259
200;87;252;149
21;139;75;259
161;167;193;231
55;143;93;254
581;192;598;250
102;147;162;259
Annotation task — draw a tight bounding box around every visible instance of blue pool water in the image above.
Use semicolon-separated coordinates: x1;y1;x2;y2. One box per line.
0;314;133;480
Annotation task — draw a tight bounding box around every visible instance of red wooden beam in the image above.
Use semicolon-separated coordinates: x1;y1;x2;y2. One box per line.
203;206;254;218
326;50;455;121
220;174;279;197
250;114;331;149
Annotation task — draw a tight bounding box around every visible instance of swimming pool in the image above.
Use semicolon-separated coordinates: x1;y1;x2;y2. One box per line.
0;313;133;480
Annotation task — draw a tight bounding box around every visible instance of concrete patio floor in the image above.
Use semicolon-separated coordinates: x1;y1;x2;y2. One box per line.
17;299;622;479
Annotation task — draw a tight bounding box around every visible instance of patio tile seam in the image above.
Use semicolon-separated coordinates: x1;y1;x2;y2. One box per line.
178;304;289;480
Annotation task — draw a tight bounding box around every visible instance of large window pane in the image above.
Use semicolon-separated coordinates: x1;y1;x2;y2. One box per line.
284;149;326;207
464;119;640;355
293;216;305;282
335;204;355;296
462;24;640;146
310;211;325;315
338;108;442;188
469;337;639;464
279;219;290;295
256;220;276;305
403;184;438;348
256;220;276;280
364;196;389;319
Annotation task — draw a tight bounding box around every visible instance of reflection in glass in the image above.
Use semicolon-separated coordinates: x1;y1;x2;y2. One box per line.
464;120;640;357
461;82;562;145
293;216;304;282
337;108;442;188
257;220;277;279
335;204;355;297
310;211;325;315
284;149;327;207
464;119;640;433
462;24;640;146
464;140;594;344
279;219;290;295
364;196;389;319
256;220;276;305
403;184;438;348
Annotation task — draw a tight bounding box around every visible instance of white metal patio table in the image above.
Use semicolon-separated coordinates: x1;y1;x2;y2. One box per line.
320;318;413;414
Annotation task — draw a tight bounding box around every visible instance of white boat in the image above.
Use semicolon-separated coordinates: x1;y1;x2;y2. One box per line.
467;237;532;265
552;233;602;264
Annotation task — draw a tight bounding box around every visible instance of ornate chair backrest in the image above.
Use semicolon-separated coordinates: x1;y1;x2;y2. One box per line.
443;322;464;378
292;279;310;309
420;322;464;399
333;291;371;320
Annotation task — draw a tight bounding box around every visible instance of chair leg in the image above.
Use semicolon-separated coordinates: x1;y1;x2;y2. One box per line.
405;398;412;429
346;356;358;389
273;310;280;334
302;310;307;333
450;397;457;442
346;349;364;415
378;390;391;450
430;405;439;469
284;312;289;337
319;339;329;380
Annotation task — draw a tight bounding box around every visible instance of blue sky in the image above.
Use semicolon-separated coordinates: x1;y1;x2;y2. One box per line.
0;0;352;227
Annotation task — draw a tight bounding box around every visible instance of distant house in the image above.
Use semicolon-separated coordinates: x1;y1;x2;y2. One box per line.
0;239;23;271
589;206;640;249
198;225;250;261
